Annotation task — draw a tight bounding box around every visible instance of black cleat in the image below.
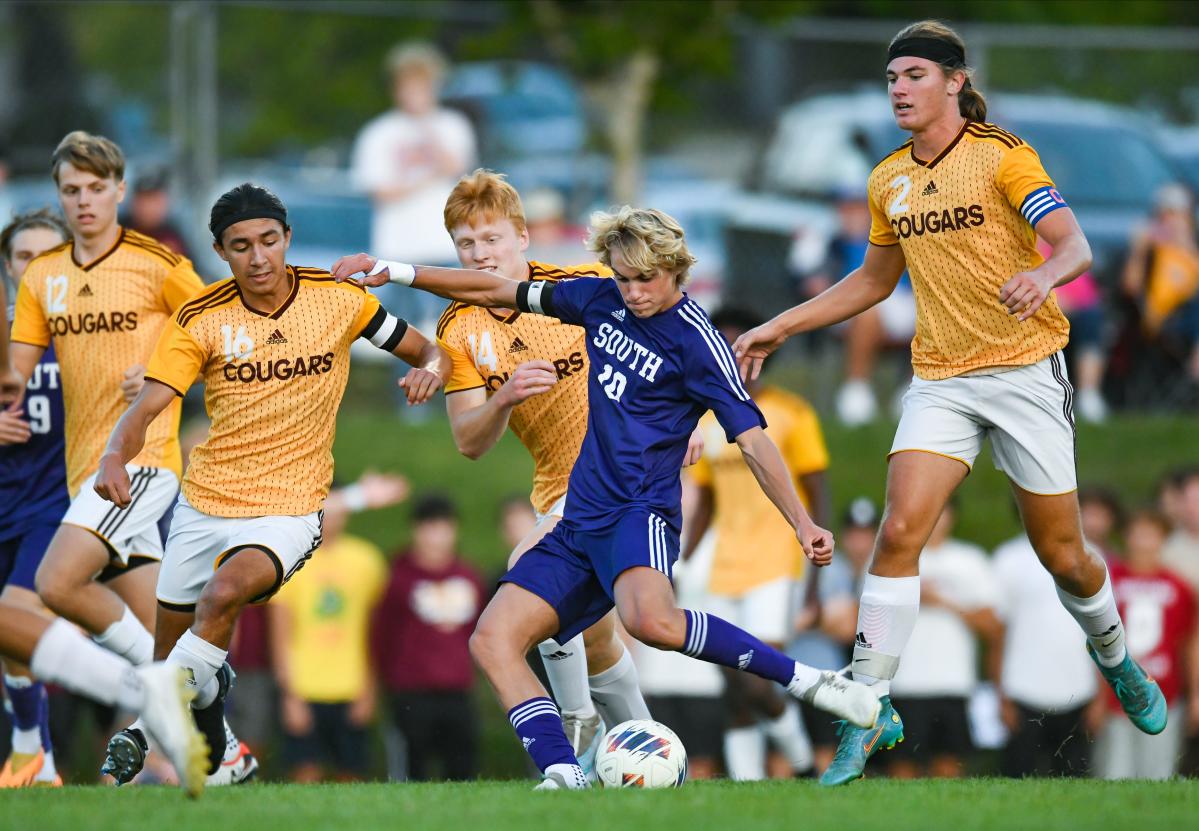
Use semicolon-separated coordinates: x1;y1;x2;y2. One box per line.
193;662;236;774
100;727;149;785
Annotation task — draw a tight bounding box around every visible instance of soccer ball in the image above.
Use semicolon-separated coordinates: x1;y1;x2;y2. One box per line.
595;719;687;788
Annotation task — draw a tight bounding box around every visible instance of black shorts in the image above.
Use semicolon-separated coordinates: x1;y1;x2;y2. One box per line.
281;701;370;775
643;695;725;762
887;695;973;760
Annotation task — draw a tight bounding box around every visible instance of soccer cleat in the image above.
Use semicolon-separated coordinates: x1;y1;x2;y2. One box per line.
1087;644;1168;735
193;662;236;774
206;740;258;786
136;664;208;799
818;695;904;787
533;766;588;791
799;671;881;729
101;728;148;785
562;712;603;782
0;750;44;787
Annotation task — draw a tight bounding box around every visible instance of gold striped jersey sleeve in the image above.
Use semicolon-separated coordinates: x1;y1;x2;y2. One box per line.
866;121;1070;379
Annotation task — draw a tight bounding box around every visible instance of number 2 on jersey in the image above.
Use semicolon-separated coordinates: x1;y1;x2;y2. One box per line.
596;363;627;402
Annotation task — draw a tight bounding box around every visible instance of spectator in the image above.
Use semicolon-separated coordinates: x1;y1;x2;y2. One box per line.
992;532;1097;778
270;473;408;783
1079;486;1125;558
887;503;1002;779
372;493;486;781
522;187;589;267
684;307;827;780
1162;468;1199;594
790;186;915;426
790;497;876;775
120;167;191;258
1044;237;1109;422
1122;183;1199;383
350;41;476;334
1094;509;1194;780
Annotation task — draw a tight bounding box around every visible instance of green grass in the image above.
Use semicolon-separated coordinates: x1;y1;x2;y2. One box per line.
3;779;1195;831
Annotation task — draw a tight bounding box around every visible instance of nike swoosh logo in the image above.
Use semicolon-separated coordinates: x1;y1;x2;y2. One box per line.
1101;638;1118;648
862;726;885;754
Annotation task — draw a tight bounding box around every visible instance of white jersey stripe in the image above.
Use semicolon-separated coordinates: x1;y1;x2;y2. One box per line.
678;303;750;401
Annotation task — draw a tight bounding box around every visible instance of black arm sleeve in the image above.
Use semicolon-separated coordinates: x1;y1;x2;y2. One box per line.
514;280;557;317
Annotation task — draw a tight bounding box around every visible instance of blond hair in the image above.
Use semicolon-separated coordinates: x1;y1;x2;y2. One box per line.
386;41;447;82
444;169;527;234
890;20;986;122
51;130;125;184
587;206;696;286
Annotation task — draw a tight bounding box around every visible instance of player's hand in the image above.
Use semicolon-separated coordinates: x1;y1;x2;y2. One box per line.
355;470;410;509
999;270;1055;322
349;688;377;727
0;410;32;445
732;319;788;382
496;360;558;406
398;366;444;406
0;363;24;411
796;520;834;567
94;453;132;508
330;253;386;287
121;364;146;402
682;426;705;467
281;693;314;735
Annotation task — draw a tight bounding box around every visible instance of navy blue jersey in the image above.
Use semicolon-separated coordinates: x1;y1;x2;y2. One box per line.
0;323;69;541
518;278;765;531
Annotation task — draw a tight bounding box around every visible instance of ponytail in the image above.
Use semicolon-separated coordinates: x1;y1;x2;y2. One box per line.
958;79;987;122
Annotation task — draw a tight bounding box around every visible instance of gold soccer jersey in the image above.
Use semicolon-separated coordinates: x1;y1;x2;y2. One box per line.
867;121;1071;379
690;386;829;596
144;266;391;517
437;261;609;514
11;228;204;494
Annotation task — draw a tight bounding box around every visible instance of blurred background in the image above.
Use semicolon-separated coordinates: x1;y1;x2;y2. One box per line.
3;0;1199;786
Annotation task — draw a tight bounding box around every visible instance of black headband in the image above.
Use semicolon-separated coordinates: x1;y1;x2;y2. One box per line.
211;208;288;242
887;36;965;68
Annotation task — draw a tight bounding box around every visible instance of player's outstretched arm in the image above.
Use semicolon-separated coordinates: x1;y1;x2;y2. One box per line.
94;380;177;508
732;242;906;382
999;208;1091;322
331;253;520;309
734;426;834;567
391;325;451;406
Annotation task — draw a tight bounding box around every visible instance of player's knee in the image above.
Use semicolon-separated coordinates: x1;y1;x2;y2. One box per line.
875;514;923;562
34;566;73;614
621;609;682;651
468;621;507;671
195;577;251;622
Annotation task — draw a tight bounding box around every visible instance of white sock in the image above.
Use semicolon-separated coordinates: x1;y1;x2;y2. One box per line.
31;619;145;712
786;661;823;698
545;762;587;789
761;701;813;773
539;636;595;718
850;574;921;696
93;606;154;666
11;725;40;755
588;647;651;724
1056;572;1127;668
166;629;227;698
194;676;220;709
724;725;766;780
36;750;58;782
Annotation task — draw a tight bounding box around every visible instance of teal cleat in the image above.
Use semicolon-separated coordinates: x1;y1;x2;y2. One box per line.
818;696;904;787
1087;644;1167;735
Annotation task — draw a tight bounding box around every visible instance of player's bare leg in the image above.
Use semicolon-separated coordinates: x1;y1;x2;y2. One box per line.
470;583;587;789
821;450;967;786
106;561;161;631
34;526;154;664
0;586;57;787
1011;483;1165;733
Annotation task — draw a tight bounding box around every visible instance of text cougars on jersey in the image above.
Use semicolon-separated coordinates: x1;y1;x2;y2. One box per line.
47;311;138;336
485;350;584;391
891;205;984;239
222;353;335;383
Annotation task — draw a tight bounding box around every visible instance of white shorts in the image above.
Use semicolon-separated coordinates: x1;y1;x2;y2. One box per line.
62;465;179;566
156;494;323;609
890;352;1077;495
535;492;568;524
703;576;795;645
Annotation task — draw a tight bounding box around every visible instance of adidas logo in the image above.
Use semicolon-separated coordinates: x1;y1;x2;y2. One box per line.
921;180;938;196
737;650;754;670
265;329;288;344
543;650;572;661
854;632;872;649
610;309;626;322
522;737;535;749
509;337;529;353
78;284;93;297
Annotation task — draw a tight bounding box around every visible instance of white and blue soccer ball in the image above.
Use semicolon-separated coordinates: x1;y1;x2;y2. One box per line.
595;719;687;788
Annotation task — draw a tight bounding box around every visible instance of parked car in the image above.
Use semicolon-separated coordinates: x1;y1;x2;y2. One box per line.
725;89;1182;315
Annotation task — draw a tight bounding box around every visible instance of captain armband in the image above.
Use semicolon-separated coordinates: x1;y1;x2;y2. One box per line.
515;280;555;316
359;306;408;353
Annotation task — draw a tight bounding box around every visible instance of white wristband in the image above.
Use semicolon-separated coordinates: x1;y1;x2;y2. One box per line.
369;258;416;286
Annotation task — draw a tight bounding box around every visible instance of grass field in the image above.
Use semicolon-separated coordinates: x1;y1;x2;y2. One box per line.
4;779;1196;831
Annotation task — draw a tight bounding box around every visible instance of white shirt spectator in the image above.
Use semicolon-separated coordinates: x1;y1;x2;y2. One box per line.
1161;528;1199;595
890;538;998;698
351;108;476;264
992;535;1097;711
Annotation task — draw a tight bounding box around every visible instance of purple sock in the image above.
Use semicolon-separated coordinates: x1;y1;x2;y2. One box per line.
3;675;42;731
38;686;54;753
681;610;795;686
507;697;578;772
